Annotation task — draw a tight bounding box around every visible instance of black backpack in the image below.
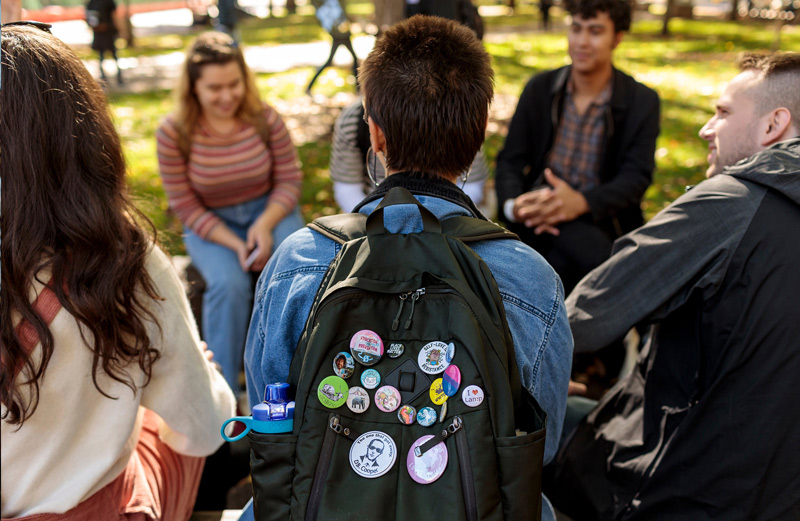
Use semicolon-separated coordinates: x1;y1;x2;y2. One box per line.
247;187;547;521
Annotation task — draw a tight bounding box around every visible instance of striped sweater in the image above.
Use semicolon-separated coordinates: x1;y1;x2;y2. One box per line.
156;105;302;239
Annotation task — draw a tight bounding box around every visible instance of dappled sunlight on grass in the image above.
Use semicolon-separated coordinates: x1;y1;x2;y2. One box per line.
109;12;800;253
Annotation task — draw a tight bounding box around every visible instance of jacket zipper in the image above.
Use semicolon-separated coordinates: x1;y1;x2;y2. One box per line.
306;415;357;521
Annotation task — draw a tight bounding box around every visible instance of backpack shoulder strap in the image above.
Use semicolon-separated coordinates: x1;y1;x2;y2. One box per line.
440;216;519;242
308;213;368;244
308;212;519;244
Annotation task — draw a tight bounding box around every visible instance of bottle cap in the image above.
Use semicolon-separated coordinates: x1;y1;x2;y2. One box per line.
266;382;290;403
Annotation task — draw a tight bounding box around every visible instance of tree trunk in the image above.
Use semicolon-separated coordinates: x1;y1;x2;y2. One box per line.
728;0;738;20
373;0;405;32
661;0;674;35
1;0;22;23
123;0;134;48
287;0;296;14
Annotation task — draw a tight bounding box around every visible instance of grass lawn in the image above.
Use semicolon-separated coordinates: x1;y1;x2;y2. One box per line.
104;5;800;254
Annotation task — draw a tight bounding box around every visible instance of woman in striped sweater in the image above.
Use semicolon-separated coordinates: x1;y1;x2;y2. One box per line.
156;32;304;395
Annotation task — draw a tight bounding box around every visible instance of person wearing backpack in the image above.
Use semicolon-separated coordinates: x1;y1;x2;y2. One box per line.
244;15;572;521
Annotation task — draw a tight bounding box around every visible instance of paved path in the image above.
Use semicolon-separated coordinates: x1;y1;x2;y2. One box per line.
52;7;377;93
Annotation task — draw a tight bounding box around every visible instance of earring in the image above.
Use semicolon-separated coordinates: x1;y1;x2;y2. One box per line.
366;147;381;187
460;169;471;189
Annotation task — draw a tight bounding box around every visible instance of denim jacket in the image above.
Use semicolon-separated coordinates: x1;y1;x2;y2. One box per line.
244;173;573;463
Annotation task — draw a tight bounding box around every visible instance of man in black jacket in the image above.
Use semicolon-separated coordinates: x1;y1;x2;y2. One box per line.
496;0;660;295
553;52;800;521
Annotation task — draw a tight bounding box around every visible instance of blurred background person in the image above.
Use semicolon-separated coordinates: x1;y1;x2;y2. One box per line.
85;0;124;83
156;31;304;397
1;23;234;520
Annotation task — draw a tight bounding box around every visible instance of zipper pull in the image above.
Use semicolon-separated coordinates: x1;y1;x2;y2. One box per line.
414;415;462;457
404;288;425;330
328;414;358;440
392;293;410;331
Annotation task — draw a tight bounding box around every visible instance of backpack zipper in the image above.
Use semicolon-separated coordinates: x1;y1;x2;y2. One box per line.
412;416;478;521
455;417;478;521
306;414;358;521
414;415;462;457
392;292;411;331
403;288;425;329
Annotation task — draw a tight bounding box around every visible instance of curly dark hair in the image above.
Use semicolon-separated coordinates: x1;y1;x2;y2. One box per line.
564;0;632;32
1;26;162;425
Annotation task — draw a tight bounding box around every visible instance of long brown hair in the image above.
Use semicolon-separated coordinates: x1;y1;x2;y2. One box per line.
0;26;162;425
173;31;269;158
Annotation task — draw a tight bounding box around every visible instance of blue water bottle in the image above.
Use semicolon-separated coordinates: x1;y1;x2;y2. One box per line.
221;383;295;442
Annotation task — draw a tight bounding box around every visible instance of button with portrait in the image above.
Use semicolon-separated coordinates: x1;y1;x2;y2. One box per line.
350;431;397;479
333;351;355;379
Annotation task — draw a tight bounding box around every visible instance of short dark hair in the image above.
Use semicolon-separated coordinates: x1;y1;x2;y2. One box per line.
564;0;631;32
358;15;493;179
738;52;800;127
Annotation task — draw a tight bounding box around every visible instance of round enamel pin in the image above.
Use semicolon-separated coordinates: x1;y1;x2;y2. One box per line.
347;386;370;413
350;330;384;366
360;368;381;390
318;375;348;409
333;352;355;379
350;431;397;478
446;342;456;363
386;342;405;359
418;341;450;375
374;385;401;413
407;435;448;484
461;385;485;408
397;405;416;425
429;378;448;405
416;406;437;427
442;365;461;397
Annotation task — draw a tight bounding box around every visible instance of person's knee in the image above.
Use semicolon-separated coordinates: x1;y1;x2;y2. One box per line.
204;269;253;301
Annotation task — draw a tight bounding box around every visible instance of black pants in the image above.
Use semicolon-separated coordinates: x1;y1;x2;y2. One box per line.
508;214;614;295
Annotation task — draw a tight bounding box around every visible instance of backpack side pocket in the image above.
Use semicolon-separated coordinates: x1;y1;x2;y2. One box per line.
495;391;546;521
248;431;299;521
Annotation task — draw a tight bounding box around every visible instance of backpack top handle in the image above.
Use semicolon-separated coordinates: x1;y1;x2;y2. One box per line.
365;187;443;235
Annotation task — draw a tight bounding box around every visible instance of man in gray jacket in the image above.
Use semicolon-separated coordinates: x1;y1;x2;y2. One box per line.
550;52;800;520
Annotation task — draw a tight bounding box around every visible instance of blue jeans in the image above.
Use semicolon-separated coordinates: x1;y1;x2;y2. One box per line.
184;195;304;393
